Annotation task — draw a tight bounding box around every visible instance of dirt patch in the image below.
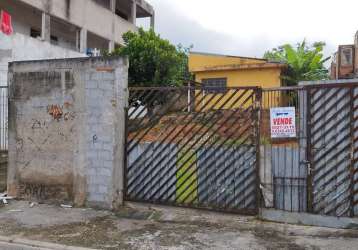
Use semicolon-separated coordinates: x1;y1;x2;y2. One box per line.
252;225;307;250
0;215;127;249
308;230;358;239
116;206;161;221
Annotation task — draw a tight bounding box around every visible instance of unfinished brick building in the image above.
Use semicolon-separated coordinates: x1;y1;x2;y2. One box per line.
330;31;358;79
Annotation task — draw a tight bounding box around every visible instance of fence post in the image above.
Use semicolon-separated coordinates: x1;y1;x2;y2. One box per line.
349;86;355;217
123;105;129;201
255;87;262;213
305;86;313;213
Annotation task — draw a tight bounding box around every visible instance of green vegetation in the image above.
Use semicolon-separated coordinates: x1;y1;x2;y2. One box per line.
108;28;192;86
264;40;330;86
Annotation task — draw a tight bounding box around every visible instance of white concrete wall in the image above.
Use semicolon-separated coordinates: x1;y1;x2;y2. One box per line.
0;32;85;87
0;59;10;87
17;0;140;46
0;0;78;51
0;0;42;38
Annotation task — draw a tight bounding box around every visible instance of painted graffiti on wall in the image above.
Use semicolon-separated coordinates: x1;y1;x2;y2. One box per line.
19;182;72;201
48;105;63;120
47;103;76;122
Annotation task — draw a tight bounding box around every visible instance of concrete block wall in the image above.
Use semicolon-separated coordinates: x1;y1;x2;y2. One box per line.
8;57;128;209
84;67;128;208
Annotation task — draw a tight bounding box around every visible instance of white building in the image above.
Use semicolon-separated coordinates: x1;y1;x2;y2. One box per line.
0;0;155;86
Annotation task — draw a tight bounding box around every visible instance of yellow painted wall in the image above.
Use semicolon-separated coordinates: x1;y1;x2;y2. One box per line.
189;52;283;88
194;68;282;89
194;69;283;109
189;53;265;70
189;53;284;109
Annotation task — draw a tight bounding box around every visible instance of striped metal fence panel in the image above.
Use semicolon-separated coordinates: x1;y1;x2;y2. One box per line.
125;86;260;214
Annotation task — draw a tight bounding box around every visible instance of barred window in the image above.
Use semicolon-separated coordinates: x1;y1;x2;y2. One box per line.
202;78;227;93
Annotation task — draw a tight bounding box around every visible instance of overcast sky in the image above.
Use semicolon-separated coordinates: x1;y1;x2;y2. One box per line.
138;0;358;59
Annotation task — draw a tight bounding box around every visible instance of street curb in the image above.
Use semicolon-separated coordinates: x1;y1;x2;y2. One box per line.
0;235;98;250
259;208;358;229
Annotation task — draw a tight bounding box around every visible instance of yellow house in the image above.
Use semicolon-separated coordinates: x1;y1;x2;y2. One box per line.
188;52;287;109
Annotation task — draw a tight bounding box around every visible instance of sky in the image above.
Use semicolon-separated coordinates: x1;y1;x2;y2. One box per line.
138;0;358;60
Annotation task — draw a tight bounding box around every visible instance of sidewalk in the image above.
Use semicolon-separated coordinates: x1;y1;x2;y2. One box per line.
0;236;96;250
1;200;358;249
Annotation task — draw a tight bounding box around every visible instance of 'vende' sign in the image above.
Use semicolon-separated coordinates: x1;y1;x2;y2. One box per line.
270;107;296;138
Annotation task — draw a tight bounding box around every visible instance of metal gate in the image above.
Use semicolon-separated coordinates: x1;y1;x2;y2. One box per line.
306;83;358;217
260;87;308;213
125;86;261;213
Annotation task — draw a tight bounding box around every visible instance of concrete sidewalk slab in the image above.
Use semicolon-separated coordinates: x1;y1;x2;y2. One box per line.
0;236;97;250
260;208;358;229
1;201;358;249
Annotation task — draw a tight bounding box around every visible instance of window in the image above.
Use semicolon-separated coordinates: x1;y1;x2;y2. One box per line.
202;78;227;93
92;0;111;10
30;28;41;38
115;9;128;20
340;47;353;66
50;35;58;45
30;28;58;45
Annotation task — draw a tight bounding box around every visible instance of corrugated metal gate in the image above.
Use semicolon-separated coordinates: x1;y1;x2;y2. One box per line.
306;83;358;217
124;82;358;217
125;86;261;214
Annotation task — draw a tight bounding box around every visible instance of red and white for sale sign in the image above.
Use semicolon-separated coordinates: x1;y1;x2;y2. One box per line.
270;107;296;138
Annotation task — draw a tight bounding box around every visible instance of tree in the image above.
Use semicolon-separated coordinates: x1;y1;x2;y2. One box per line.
264;40;330;86
109;28;192;86
107;28;193;119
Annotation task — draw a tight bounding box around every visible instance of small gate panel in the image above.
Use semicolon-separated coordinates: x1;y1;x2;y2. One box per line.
308;85;354;217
